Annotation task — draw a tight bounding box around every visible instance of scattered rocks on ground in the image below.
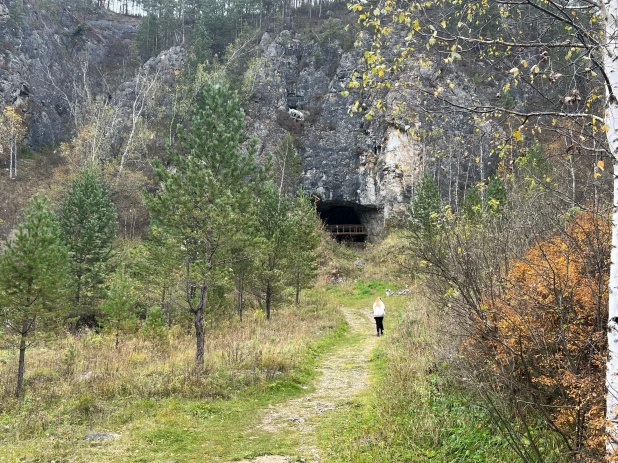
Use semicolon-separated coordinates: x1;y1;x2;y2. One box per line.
385;287;410;296
357;437;374;446
83;432;120;441
316;405;335;414
236;456;292;463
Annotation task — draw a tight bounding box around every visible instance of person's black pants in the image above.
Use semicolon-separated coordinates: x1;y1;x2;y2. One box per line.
374;317;384;335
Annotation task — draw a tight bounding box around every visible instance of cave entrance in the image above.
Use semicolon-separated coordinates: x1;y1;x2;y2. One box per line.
316;203;367;242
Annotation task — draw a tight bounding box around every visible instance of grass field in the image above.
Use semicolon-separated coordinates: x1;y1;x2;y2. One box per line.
0;251;563;462
0;290;347;462
316;289;523;463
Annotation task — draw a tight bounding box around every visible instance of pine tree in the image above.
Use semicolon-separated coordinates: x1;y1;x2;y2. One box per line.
101;265;136;349
486;176;508;215
462;185;482;222
147;80;264;371
253;186;320;316
254;181;294;320
7;0;24;33
60;167;118;327
287;192;320;306
144;225;183;326
0;194;69;397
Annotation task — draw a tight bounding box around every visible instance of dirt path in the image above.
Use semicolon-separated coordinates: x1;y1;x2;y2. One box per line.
236;306;378;463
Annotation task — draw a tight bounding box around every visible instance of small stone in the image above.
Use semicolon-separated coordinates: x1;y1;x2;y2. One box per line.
74;371;93;382
83;432;120;441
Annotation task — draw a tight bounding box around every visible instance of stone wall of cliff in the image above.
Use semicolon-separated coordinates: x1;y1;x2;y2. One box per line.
244;22;497;237
0;0;139;148
0;2;499;240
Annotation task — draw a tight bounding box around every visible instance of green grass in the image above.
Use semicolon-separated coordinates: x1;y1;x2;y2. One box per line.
353;280;394;298
321;279;407;311
1;372;331;463
317;292;519;463
1;392;299;462
0;275;562;462
0;303;349;463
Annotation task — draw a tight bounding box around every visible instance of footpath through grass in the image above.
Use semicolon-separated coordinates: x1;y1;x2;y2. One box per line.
317;284;520;463
0;295;348;463
0;276;556;462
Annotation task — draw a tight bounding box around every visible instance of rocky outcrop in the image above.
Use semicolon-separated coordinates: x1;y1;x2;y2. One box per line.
0;0;139;148
0;3;8;21
246;28;424;236
0;2;496;239
244;25;500;236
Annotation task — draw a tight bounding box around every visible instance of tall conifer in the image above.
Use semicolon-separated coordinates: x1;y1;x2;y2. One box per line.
60;167;118;325
0;194;69;397
147;81;264;371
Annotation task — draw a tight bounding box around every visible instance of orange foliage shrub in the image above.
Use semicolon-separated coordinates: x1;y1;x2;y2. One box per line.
469;212;609;461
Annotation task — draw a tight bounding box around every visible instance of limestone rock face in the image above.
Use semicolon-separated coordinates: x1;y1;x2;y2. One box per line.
245;29;425;235
0;2;138;148
244;28;500;235
0;3;497;238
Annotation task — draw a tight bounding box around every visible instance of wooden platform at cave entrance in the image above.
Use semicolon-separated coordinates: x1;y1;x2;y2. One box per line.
324;224;367;237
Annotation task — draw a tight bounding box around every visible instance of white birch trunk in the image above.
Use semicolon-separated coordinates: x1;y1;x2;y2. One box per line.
116;72;157;184
9;117;16;179
608;160;618;460
603;0;618;459
9;141;13;179
11;140;16;179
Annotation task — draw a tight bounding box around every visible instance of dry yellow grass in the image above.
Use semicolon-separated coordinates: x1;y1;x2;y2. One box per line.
0;301;343;421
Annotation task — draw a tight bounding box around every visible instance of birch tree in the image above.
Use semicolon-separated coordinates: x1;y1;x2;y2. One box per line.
0;106;26;180
272;133;303;197
286;192;320;306
116;68;161;184
604;3;618;457
348;0;618;458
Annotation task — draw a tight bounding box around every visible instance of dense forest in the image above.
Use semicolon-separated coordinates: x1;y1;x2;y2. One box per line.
2;0;618;462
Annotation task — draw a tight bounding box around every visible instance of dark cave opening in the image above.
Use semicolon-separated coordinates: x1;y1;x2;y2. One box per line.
318;205;361;225
316;203;367;242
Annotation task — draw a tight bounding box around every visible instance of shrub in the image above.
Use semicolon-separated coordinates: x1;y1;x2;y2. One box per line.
468;211;609;461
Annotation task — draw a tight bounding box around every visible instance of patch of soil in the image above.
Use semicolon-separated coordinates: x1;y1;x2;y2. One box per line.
235;457;291;463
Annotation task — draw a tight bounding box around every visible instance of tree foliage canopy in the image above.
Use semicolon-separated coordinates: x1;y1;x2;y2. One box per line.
0;194;69;396
60;167;118;323
147;80;265;370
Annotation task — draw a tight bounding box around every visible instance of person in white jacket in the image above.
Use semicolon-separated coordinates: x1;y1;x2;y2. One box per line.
373;296;385;336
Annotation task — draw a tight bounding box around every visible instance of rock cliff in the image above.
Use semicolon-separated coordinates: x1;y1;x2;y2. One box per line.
0;2;496;239
246;27;416;237
245;24;493;237
0;0;138;148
